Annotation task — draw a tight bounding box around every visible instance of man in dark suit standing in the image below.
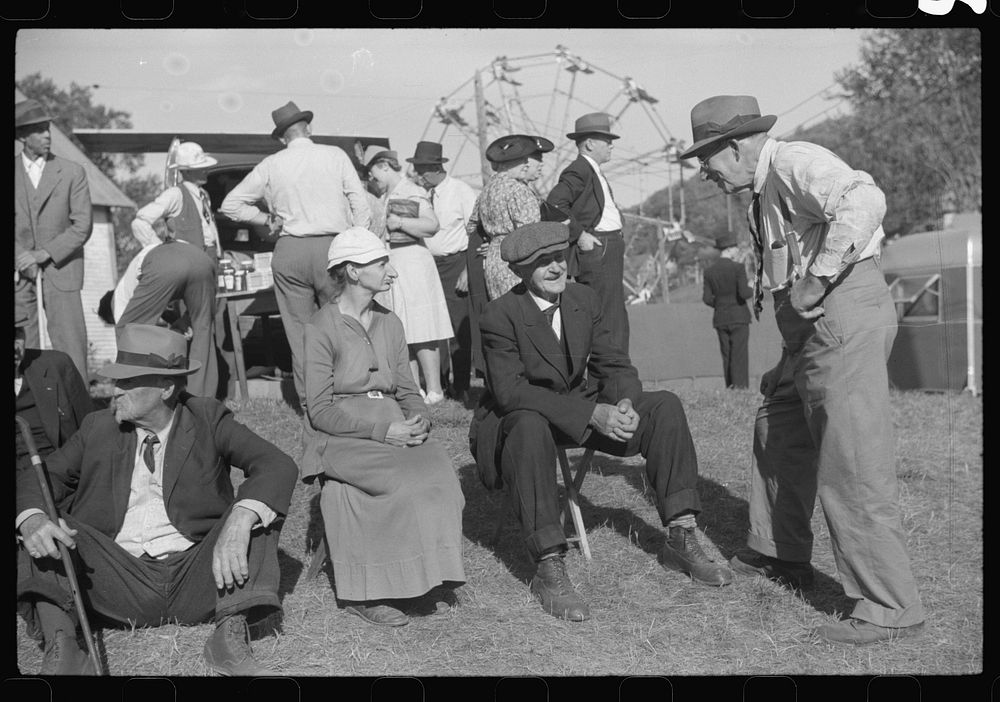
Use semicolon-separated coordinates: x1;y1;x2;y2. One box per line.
14;99;94;381
15;304;94;473
545;112;629;353
469;222;732;623
16;324;297;675
702;234;753;389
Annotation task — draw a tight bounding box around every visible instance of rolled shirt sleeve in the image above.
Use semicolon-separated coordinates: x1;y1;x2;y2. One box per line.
808;182;887;278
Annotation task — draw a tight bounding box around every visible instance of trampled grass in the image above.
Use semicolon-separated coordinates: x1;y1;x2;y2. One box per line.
16;385;983;678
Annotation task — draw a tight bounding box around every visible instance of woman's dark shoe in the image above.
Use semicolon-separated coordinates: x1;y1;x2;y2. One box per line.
345;601;410;627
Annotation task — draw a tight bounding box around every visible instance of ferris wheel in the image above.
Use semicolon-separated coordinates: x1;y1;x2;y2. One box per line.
419;45;692;218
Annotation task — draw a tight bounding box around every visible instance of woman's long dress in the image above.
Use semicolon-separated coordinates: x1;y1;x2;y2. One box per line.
301;303;466;601
371;179;453;344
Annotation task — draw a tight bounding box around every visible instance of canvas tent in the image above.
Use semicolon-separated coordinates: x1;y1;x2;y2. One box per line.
880;213;982;393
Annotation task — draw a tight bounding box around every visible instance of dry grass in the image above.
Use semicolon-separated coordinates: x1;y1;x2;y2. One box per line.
17;384;983;681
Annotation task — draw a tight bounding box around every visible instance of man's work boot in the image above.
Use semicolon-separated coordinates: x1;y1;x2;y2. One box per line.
659;526;733;586
530;554;591;622
729;551;815;590
203;613;277;676
39;630;94;675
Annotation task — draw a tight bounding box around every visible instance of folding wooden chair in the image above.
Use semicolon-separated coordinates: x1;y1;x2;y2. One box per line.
493;446;596;560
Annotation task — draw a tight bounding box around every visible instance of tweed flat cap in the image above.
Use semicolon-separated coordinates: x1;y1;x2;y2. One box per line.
485;134;554;164
500;221;570;266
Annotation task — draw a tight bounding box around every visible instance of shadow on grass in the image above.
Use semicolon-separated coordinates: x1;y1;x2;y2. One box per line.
459;455;855;618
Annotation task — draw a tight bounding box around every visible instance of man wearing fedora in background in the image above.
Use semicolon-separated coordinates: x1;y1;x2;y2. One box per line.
15;302;93;473
702;233;753;389
221;100;371;408
546;112;629;354
15;324;298;675
683;95;925;644
14;98;94;381
409;141;480;403
121;141;222;398
470;221;733;623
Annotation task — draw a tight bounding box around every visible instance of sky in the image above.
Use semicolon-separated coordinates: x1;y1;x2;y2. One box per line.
15;28;869;208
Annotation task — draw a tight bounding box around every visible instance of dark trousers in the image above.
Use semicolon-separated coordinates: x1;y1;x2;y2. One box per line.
272;235;339;405
715;323;750;389
116;242;219;398
434;251;472;395
465;228;489;377
573;231;629;355
15;273;88;380
496;390;701;560
17;511;282;636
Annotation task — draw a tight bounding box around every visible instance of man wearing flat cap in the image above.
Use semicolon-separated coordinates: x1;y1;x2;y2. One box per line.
221;100;371;407
684;94;924;644
469;221;733;622
702;234;753;389
15;324;298;674
14;98;94;381
545;112;630;354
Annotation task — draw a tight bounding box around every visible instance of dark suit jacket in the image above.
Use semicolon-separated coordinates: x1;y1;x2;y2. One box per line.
702;257;752;328
546;155;622;276
469;282;641;489
16;393;298;543
16;348;94;469
14;153;93;292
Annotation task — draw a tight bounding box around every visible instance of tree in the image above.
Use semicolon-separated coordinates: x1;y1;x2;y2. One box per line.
832;28;981;233
17;73;163;275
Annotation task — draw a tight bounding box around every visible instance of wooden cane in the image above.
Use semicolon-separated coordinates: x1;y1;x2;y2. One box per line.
15;416;105;675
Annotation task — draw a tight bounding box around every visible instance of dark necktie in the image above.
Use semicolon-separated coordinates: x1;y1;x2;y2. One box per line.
197;187;214;223
142;434;159;474
543;302;559;331
748;193;765;320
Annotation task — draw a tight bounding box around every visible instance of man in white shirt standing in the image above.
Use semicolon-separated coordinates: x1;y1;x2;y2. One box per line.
16;325;298;675
546;112;629;354
409;141;480;403
220;101;372;407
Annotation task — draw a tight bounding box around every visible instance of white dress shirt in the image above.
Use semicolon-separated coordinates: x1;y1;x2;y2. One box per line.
582;154;623;233
424;175;479;257
22;152;45;188
220;137;371;236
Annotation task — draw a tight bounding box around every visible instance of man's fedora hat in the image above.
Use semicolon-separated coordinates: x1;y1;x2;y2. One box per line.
174;141;217;170
679;95;776;160
15;99;52;129
501;221;570;266
566;112;620;141
485;134;555;164
271;100;314;139
100;324;201;379
363;146;398;169
406;141;449;165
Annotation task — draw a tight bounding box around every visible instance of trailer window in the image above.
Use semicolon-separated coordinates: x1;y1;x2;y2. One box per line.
887;274;940;321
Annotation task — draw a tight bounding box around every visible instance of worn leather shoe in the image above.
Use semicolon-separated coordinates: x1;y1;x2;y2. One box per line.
813;618;925;645
345;601;410;627
659;526;733;586
729;552;815;589
203;614;277;676
530;555;591;622
40;631;95;675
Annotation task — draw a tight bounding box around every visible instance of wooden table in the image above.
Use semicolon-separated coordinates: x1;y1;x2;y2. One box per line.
217;287;280;400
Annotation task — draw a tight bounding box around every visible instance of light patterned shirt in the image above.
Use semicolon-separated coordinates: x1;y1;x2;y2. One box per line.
750;137;886;291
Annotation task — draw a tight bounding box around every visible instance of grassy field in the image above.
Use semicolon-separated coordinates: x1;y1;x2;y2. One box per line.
16;383;983;682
